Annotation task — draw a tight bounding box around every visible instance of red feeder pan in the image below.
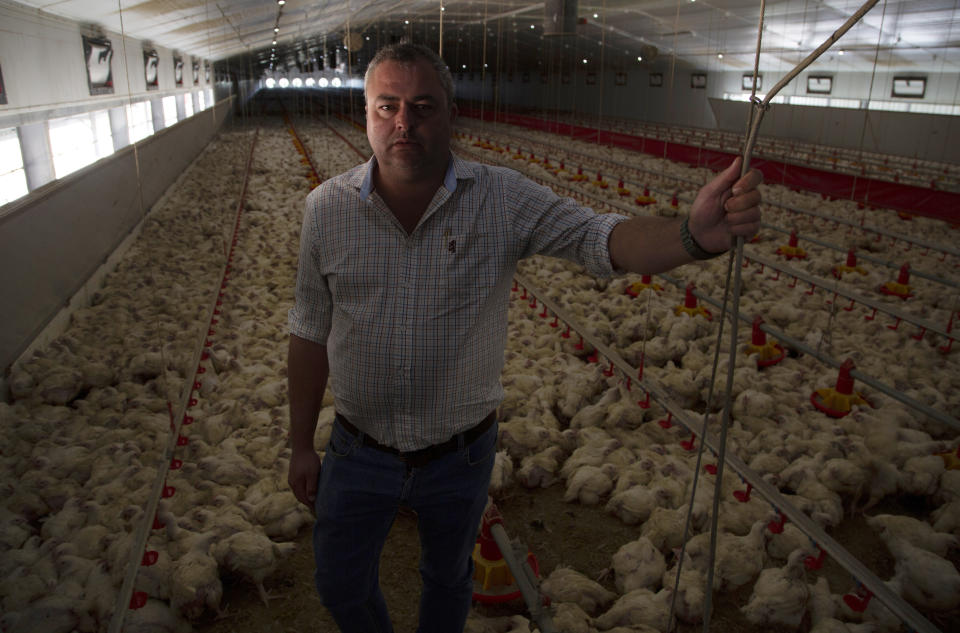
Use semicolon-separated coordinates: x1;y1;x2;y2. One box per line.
811;358;871;418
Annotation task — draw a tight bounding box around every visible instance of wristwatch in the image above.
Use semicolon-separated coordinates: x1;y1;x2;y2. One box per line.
680;217;725;260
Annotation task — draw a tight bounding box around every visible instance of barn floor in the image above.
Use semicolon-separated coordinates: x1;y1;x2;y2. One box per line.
192;482;955;633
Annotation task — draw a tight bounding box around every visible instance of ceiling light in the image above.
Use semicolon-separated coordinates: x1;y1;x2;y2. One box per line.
593;13;598;18
637;56;643;62
582;58;588;64
404;20;410;24
717;53;723;59
272;40;277;45
277;0;285;4
838;50;845;55
530;24;535;29
462;64;467;69
274;27;279;33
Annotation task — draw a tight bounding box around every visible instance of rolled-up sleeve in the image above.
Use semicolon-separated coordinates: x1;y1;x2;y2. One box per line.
507;172;630;278
288;189;332;343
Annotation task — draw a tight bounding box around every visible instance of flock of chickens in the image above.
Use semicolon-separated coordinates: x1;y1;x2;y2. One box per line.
1;107;958;633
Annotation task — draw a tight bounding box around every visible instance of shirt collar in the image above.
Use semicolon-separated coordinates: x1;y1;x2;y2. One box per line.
357;152;470;200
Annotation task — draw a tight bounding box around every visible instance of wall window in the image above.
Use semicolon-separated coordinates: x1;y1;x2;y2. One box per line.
892;76;926;98
48;111;113;179
198;90;206;110
162;95;178;127
0;128;28;206
184;93;194;117
127;100;154;143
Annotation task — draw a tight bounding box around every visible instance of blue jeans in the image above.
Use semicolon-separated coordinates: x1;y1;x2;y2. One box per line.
313;415;497;633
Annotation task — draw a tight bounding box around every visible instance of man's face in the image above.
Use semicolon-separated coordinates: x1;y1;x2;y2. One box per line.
365;58;456;180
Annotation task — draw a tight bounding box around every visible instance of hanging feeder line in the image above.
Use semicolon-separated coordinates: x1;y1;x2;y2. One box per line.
464;140;958;427
282;113;325;187
762;206;960;265
323;116;370;161
655;269;959;431
759;222;960;289
512;273;940;633
107;127;261;633
745;251;955;341
462;113;960;193
458;140;958;288
458;127;959;264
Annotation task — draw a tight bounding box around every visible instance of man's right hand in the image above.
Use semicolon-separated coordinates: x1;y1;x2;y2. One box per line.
288;449;322;507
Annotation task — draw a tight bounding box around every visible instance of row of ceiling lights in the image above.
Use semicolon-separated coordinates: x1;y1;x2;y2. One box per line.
268;0;285;69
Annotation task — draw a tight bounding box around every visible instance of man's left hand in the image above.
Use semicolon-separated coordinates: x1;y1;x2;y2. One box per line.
688;157;763;255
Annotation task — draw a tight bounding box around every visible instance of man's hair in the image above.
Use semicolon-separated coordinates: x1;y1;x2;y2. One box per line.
363;42;455;109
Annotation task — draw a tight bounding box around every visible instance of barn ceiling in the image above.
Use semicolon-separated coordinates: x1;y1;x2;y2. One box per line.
14;0;960;77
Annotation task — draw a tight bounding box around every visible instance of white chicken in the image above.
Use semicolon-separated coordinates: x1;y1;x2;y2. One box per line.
564;463;618;505
549;602;592;633
489;450;515;494
605;484;658;525
593;587;674;631
886;537;960;611
517;445;565;488
610;536;665;593
169;531;223;619
539;566;616;614
865;513;958;556
211;530;296;606
741;549;811;630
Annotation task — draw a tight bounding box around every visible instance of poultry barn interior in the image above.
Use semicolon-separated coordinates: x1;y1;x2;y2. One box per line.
1;0;959;631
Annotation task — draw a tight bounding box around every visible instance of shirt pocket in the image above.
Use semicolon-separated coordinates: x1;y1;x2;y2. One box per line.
435;233;504;311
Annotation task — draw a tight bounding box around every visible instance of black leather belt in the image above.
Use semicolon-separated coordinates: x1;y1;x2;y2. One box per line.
335;411;496;469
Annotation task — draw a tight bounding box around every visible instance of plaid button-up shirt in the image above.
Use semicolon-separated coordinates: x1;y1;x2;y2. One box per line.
289;153;628;451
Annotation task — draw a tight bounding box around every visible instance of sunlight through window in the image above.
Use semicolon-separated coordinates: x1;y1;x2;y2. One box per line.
127;101;154;143
48;111;113;179
0;128;28;206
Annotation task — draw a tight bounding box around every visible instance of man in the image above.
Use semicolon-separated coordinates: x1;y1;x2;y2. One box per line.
287;42;762;632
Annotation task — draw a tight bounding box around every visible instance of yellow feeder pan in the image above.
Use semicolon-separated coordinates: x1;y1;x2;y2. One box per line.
744;316;785;368
617;180;631;197
674;283;712;320
473;542;514;592
937;447;960;470
626;274;663;297
592;171;609;189
472;504;540;605
879;263;914;300
568;166;588;182
832;249;867;279
777;230;808;260
811;358;871;418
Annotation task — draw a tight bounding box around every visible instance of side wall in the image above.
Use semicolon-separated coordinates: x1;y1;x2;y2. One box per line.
0;99;233;378
454;63;960;164
0;0;222;128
